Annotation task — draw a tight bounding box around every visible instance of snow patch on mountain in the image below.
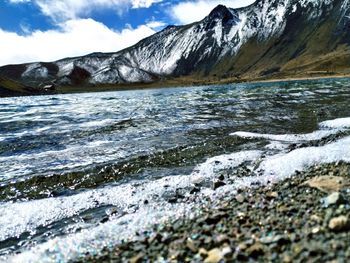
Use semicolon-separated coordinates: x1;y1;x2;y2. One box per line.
17;0;348;85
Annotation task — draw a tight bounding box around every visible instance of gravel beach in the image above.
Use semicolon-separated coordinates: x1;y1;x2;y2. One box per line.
79;162;350;263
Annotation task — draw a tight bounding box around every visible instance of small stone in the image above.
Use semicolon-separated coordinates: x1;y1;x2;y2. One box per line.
283;254;293;263
310;214;322;223
238;243;248;252
259;235;285;245
312;227;321;234
130;253;145;263
213;181;226;190
186;238;198;253
302;176;350;193
100;217;109;224
266;191;279;199
199;248;208;257
218;174;225;181
215;234;229;244
246;243;265;257
190;187;200;194
235;194;245;203
328;216;350;232
205;212;226;224
204;248;223;263
322;192;345;207
222;246;232;257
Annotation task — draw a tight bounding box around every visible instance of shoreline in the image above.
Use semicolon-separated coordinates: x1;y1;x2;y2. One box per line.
1;73;350;98
80;162;350;262
57;73;350;95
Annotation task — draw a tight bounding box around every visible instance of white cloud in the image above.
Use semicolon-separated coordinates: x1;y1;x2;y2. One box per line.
170;0;256;24
10;0;163;21
131;0;163;8
9;0;30;3
0;19;156;66
146;20;166;30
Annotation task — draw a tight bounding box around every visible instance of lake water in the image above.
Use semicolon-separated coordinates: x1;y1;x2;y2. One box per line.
1;78;350;262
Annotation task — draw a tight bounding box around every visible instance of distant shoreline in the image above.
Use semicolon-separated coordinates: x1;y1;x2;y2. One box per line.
1;73;350;98
56;73;350;95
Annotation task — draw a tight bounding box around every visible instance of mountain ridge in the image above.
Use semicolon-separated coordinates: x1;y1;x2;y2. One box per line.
0;0;349;96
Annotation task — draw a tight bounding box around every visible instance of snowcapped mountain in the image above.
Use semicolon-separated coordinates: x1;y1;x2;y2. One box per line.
1;0;349;88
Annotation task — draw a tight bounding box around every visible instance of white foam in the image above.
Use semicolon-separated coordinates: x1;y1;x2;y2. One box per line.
231;130;336;142
256;136;350;184
191;151;262;179
264;141;288;150
319;117;350;129
0;151;260;247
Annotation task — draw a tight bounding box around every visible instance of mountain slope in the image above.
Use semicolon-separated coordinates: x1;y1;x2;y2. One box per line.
0;0;349;89
0;76;42;97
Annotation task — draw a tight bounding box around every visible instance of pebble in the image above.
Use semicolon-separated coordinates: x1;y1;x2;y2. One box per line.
322;192;344;207
130;253;145;263
266;191;279;199
235;194;245;203
204;248;223;263
83;162;350;263
303;176;350;193
246;243;265;257
222;246;232;257
328;216;350;232
186;238;198;253
213;181;226;190
259;235;285;245
198;248;208;256
190;187;200;194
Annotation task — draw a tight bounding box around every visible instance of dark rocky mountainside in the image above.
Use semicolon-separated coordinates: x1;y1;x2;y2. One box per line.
0;0;349;93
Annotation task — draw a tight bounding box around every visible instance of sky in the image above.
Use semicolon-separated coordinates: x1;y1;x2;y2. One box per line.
0;0;255;66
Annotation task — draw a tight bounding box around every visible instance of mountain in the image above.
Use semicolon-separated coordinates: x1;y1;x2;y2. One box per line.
0;0;349;90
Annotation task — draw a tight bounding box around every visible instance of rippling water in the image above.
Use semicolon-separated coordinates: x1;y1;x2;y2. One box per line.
1;78;350;262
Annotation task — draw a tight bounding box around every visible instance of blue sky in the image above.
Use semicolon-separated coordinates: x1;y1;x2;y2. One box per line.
0;0;254;66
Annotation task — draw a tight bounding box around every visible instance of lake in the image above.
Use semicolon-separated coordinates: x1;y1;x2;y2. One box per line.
1;78;350;262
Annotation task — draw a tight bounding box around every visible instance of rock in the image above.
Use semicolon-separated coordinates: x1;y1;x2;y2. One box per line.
199;248;208;257
100;217;109;224
310;214;322;223
213;181;226;190
247;243;265;258
266;191;279;199
302;176;350;193
190;187;200;194
214;234;229;244
204;248;223;263
322;192;345;207
259;235;287;245
130;253;145;263
205;212;227;225
235;194;245;203
283;254;293;263
328;216;350;232
311;227;321;234
237;243;248;252
186;238;198;253
222;246;232;257
218;174;225;181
